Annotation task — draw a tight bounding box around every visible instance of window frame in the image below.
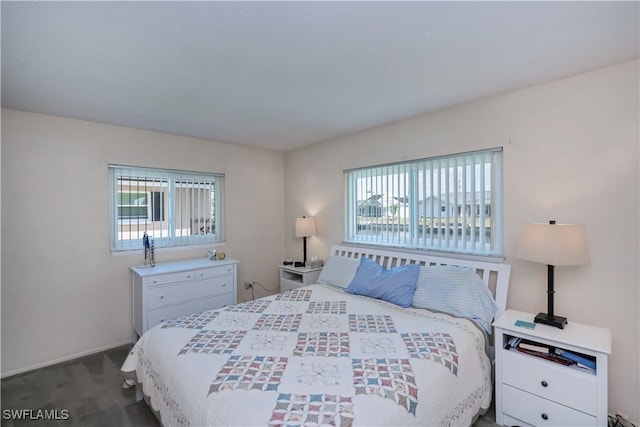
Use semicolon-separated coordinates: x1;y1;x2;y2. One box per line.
344;148;503;257
109;165;225;253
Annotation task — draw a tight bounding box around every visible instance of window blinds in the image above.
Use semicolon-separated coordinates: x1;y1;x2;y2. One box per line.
345;148;503;257
109;165;224;252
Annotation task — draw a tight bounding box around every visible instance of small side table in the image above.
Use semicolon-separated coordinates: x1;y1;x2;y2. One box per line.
279;265;323;292
493;309;611;427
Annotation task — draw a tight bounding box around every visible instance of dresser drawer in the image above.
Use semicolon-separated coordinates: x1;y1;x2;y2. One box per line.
502;350;596;414
147;293;235;329
145;270;195;286
146;276;233;309
503;384;597;427
193;265;235;280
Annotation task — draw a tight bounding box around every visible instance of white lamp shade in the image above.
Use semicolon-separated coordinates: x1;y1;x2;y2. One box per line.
295;217;316;238
515;222;590;266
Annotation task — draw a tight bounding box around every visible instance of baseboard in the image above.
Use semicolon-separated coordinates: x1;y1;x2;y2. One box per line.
1;340;132;379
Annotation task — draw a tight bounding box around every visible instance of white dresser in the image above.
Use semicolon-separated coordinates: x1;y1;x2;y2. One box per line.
494;310;611;427
130;257;238;340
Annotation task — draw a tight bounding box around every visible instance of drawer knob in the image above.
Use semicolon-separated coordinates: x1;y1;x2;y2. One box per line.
541;380;548;387
160;318;165;323
541;413;548;420
222;283;226;287
153;280;158;284
160;295;164;299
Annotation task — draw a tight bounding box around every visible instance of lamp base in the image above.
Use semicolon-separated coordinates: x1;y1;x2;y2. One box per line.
534;312;567;329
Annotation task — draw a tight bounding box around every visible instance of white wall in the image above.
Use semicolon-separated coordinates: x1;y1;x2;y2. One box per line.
284;60;640;420
1;109;285;375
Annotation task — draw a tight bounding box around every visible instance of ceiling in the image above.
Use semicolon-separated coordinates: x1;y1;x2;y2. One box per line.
2;1;638;151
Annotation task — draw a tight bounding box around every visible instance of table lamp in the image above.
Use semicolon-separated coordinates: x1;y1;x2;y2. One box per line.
295;216;316;265
515;220;590;329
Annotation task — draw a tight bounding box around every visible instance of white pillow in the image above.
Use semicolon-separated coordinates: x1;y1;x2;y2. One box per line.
412;265;497;334
316;255;361;288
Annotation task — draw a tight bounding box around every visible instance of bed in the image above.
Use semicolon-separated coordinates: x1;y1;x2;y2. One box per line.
121;244;511;426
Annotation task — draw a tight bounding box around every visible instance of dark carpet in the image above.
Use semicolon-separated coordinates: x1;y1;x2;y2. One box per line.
1;345;157;426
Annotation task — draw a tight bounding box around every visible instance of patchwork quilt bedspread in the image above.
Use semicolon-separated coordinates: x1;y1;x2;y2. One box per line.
121;284;492;427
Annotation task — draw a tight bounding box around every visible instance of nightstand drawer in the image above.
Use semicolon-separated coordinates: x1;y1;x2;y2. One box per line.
147;294;234;329
503;384;597;427
146;276;233;309
503;350;596;414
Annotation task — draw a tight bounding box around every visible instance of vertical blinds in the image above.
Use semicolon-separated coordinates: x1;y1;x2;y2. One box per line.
109;165;224;252
345;148;503;257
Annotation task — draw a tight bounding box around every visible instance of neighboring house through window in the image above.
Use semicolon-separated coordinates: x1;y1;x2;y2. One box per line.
109;165;224;252
345;147;503;257
118;192;149;219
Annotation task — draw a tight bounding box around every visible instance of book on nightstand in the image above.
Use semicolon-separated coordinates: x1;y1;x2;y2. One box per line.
505;337;578;367
555;349;596;370
507;337;551;354
516;347;575;366
519;341;551;353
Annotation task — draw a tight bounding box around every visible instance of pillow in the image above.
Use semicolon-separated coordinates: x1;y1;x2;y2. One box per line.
346;257;420;308
316;255;361;288
412;265;497;333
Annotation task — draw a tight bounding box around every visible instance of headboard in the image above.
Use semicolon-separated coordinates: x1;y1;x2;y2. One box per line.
329;244;511;318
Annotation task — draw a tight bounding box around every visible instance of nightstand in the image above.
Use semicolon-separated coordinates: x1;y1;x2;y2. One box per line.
279;265;323;292
494;310;611;427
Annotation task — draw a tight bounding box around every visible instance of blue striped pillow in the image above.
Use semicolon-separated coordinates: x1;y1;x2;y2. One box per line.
412;266;497;333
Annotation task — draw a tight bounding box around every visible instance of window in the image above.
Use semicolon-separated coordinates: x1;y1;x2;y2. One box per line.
109;165;224;252
345;148;503;257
